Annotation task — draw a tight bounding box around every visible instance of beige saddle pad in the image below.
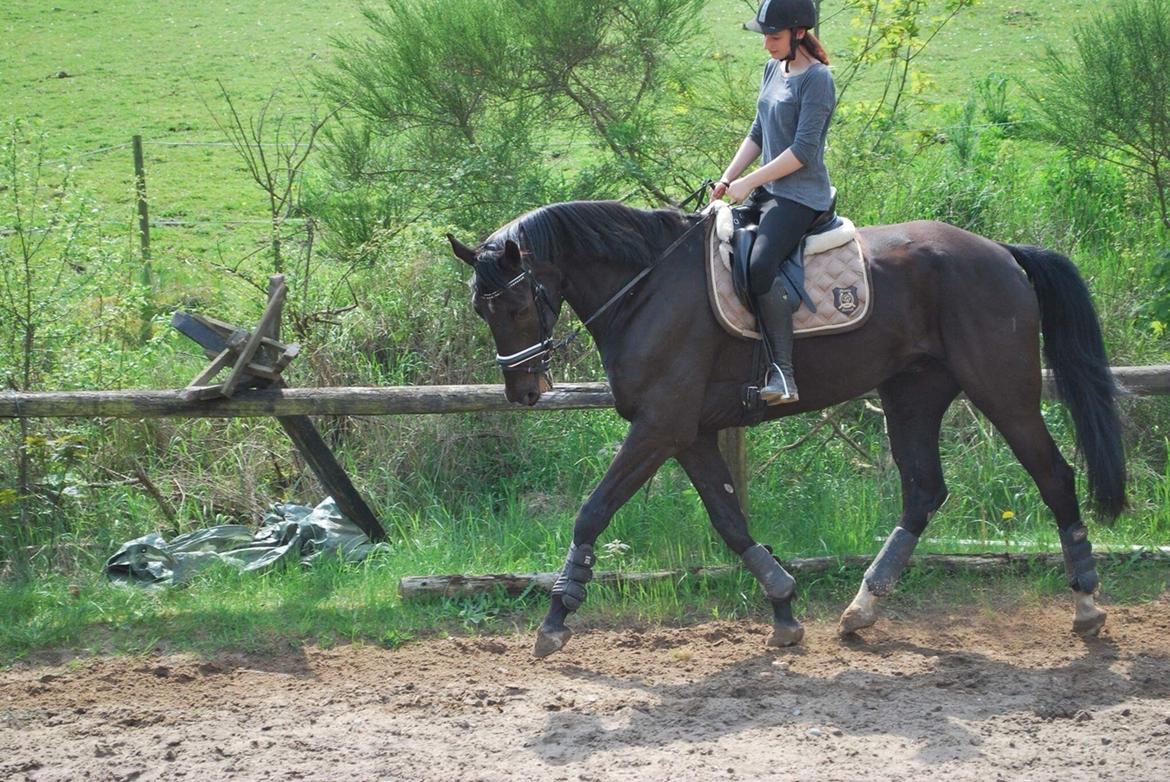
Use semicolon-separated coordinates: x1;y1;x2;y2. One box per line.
702;202;872;340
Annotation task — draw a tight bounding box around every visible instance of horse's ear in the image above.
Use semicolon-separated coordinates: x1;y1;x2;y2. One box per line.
502;239;523;273
447;233;477;266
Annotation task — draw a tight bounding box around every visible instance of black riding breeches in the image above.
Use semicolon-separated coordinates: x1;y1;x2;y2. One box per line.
747;191;818;298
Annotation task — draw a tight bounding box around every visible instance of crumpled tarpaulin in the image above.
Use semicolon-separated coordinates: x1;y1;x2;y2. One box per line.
105;498;381;586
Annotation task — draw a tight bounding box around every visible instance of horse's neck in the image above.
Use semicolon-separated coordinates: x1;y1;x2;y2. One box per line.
561;259;633;328
557;223;694;341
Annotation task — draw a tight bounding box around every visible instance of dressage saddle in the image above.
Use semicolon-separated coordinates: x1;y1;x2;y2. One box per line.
730;189;842;314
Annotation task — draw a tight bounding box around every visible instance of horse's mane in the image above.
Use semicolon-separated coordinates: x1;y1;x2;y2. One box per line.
485;201;692;274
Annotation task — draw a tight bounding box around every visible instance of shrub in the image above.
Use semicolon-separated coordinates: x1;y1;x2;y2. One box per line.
1028;0;1170;233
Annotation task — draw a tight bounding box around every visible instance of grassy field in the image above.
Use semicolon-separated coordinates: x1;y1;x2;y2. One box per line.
1;0;1099;270
1;1;367;265
3;0;1169;661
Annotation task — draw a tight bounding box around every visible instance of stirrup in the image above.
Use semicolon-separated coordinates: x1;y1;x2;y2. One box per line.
760;363;799;404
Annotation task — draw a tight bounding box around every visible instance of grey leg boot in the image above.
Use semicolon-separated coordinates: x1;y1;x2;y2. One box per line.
754;276;798;404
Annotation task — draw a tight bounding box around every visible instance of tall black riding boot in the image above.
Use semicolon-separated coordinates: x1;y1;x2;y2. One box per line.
754;276;799;404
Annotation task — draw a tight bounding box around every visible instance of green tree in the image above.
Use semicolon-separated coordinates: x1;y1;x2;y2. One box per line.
1028;0;1170;232
318;0;706;238
316;0;974;245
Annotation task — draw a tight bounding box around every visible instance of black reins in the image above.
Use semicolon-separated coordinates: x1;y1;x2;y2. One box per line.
490;179;716;375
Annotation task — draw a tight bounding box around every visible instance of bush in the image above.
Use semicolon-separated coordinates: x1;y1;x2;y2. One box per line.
1028;0;1170;233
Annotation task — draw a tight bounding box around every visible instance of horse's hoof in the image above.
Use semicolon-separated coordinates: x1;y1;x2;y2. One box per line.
533;625;572;658
838;605;878;636
1073;608;1107;637
768;620;805;647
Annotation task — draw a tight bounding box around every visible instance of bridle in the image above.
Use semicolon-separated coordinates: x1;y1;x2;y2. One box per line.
481;266;561;375
484;179;715;377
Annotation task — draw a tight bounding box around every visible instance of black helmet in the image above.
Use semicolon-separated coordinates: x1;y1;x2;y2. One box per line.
744;0;817;33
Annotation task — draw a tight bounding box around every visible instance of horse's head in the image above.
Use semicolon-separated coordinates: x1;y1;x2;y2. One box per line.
448;233;563;406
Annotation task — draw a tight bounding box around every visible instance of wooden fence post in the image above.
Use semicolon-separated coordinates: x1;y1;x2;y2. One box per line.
132;135;151;269
718;427;749;516
132;135;154;342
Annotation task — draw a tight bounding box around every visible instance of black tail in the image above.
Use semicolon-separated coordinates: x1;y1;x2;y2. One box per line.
1003;244;1127;520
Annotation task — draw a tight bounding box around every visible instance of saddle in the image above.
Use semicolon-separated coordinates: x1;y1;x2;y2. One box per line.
702;199;871;340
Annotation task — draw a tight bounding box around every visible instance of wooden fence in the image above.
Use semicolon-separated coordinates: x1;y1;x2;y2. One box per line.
3;365;1169;419
3;365;1168;522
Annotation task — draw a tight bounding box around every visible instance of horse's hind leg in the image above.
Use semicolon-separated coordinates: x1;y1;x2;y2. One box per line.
677;431;803;647
840;364;959;635
968;403;1106;635
953;353;1107;636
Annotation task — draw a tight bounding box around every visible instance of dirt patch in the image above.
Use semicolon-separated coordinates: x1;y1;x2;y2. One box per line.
3;595;1170;781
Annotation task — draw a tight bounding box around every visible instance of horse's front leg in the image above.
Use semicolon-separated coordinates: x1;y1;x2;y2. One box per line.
534;422;680;658
676;431;803;647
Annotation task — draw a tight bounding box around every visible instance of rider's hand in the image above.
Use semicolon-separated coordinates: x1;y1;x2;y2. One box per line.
726;179;753;204
709;179;729;204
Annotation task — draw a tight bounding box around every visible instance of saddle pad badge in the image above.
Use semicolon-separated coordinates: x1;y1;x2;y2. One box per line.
834;286;859;315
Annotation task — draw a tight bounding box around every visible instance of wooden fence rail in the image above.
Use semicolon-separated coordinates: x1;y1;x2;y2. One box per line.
2;365;1169;420
398;550;1170;600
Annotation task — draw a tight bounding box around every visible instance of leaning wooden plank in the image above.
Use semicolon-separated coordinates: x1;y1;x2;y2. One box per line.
221;283;287;398
266;276;284;331
190;312;237;335
397;550;1170;599
174;314;276;385
184;348;234;390
190;312;289;351
276;413;386;542
171;311;228;354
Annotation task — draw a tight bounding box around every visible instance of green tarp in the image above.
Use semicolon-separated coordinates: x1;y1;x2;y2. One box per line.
105;498;381;586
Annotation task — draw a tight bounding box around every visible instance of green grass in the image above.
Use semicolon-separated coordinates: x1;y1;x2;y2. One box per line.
4;393;1167;665
2;549;1166;665
1;0;368;288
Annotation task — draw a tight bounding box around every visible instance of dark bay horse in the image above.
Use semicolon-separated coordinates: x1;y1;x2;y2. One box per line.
447;200;1126;658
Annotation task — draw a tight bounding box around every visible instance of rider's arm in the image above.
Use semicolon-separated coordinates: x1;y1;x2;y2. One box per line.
720;136;762;185
711;136;762;201
735;147;803;191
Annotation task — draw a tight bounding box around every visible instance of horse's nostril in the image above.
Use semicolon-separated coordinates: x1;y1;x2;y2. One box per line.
524;391;541;406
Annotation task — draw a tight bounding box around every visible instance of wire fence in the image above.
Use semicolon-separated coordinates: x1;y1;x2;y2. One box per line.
35;116;1040;236
26;117;1166;261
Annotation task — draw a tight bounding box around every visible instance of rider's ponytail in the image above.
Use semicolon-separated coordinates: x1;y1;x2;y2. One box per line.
801;30;830;65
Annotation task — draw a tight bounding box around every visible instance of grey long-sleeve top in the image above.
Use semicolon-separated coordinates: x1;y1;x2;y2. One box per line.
748;59;836;211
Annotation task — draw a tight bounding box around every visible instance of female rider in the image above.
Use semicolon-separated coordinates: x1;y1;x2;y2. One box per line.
711;0;836;404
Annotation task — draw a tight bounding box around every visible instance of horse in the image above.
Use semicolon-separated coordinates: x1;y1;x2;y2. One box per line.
447;199;1126;658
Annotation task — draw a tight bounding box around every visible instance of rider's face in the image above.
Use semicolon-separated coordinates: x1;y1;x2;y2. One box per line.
763;30;791;59
763;28;804;60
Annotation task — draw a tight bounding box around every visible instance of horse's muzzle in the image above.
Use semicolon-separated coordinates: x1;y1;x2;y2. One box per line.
506;373;552;407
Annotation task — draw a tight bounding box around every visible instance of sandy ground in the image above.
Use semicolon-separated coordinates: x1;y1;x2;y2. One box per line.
2;594;1170;782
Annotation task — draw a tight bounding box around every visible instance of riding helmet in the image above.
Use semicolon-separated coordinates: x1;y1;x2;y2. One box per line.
744;0;818;33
